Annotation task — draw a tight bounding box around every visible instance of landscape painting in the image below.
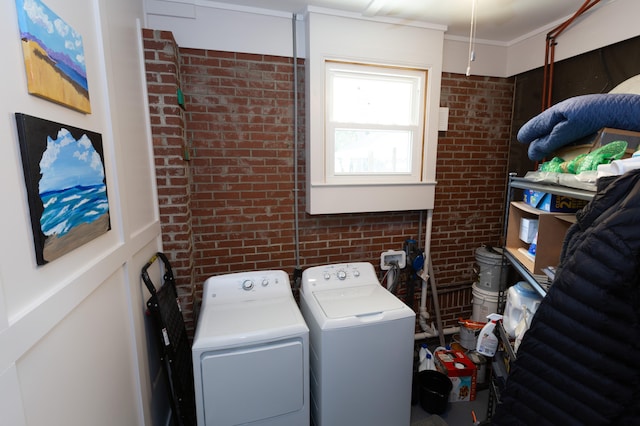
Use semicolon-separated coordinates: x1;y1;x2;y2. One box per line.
15;0;91;113
15;113;110;265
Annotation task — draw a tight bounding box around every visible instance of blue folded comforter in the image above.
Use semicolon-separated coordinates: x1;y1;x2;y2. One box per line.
517;93;640;161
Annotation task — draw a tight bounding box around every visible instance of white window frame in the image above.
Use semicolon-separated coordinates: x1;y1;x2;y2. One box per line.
304;10;444;214
325;61;427;184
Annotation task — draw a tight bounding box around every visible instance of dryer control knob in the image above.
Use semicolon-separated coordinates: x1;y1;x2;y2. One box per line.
324;272;331;280
261;278;269;287
337;270;347;280
353;270;360;277
242;279;254;290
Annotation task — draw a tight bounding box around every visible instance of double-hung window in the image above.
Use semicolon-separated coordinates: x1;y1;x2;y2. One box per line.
325;61;427;184
304;10;443;214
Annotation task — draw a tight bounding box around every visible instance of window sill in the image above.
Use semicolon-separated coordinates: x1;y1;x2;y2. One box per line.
306;181;436;214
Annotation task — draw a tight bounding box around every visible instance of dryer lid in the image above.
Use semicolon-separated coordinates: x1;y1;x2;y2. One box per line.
312;284;406;319
193;297;308;350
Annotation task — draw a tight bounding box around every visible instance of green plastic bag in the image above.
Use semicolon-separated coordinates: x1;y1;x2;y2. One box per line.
539;141;628;174
539;156;565;173
572;140;627;174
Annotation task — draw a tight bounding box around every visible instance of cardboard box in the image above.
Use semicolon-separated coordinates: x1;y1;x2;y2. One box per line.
506;201;576;274
591;127;640;158
434;350;477;402
549;128;640;168
523;189;588;213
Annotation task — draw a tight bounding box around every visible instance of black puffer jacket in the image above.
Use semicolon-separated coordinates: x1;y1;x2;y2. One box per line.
492;170;640;425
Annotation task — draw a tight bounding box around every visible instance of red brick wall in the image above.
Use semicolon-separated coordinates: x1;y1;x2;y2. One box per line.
142;29;196;330
142;29;515;334
435;73;515;322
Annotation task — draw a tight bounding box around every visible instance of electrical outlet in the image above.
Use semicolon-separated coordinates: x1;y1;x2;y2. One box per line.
380;250;406;270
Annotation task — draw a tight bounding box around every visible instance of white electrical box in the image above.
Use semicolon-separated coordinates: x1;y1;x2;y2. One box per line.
380;250;406;270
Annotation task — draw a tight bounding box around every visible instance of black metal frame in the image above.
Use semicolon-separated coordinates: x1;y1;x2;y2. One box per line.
142;252;196;426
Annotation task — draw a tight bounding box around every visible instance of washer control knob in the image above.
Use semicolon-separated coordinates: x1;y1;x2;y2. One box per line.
324;272;331;280
337;270;347;280
261;278;269;287
242;279;254;291
353;270;360;277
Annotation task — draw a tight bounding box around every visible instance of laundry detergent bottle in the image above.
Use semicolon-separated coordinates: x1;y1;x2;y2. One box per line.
418;344;435;372
475;313;503;357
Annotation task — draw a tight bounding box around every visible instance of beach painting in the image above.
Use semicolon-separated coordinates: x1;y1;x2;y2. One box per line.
15;0;91;113
15;113;110;265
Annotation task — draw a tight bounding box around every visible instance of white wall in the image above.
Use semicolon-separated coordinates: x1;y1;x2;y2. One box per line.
146;0;301;58
146;0;640;78
0;0;161;425
506;0;640;77
442;37;507;78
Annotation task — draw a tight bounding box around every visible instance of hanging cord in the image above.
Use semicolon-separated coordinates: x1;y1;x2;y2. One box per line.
465;0;478;77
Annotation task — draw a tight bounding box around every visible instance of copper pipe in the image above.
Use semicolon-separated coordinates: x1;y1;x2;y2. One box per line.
542;36;551;110
547;38;556;110
542;0;601;111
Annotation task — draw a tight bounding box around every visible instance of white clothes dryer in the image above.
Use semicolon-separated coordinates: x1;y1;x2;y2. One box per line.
192;270;309;426
300;262;415;426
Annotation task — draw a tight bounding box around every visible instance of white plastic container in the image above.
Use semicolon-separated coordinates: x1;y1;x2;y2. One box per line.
418;344;434;372
519;218;538;243
471;283;499;323
503;281;543;338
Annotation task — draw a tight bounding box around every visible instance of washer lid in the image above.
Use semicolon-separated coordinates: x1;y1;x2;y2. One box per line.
313;284;406;319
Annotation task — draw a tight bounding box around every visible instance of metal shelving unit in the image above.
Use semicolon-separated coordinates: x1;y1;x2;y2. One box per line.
508;176;596;201
486;174;596;420
502;174;596;297
503;249;548;297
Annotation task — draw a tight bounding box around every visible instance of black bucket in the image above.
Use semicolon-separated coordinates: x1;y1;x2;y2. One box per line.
417;370;452;415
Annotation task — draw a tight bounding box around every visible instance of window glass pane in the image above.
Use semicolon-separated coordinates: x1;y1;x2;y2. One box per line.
331;73;417;125
325;61;426;182
334;129;412;174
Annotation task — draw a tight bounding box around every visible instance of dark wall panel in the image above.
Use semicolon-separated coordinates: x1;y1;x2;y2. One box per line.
510;35;640;176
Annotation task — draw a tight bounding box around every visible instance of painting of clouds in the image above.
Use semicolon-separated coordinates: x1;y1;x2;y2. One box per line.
15;0;91;113
15;113;109;265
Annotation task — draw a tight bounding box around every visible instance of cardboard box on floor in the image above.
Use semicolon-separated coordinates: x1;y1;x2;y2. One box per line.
434;350;477;402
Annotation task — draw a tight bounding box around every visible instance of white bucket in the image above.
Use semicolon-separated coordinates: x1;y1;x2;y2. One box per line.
475;246;508;292
471;283;500;323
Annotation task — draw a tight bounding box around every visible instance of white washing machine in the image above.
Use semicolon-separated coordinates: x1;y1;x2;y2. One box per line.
300;262;415;426
192;270;309;426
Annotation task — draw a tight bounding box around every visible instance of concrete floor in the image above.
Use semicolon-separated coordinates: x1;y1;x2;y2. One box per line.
410;336;491;426
411;388;489;426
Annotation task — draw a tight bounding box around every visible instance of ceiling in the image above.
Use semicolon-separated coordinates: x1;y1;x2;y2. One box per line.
208;0;606;44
